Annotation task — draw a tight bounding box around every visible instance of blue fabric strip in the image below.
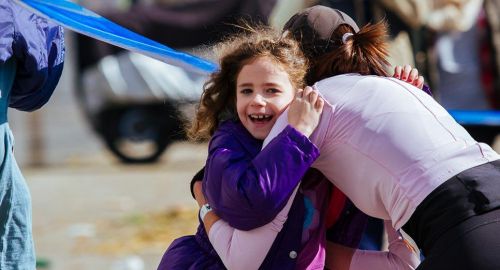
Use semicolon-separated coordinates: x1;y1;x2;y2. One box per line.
448;110;500;126
15;0;218;75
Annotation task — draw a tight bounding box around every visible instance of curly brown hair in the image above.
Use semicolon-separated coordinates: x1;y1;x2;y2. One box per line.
187;25;309;141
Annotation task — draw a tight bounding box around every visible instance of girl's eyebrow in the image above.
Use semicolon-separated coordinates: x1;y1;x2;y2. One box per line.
262;83;281;87
237;83;254;88
238;82;281;87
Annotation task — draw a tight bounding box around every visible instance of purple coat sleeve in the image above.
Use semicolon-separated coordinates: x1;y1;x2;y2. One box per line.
0;0;65;111
422;84;432;96
203;121;319;231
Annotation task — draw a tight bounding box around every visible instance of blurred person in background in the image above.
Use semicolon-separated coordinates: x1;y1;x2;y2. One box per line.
483;0;500;109
424;0;500;144
0;0;65;268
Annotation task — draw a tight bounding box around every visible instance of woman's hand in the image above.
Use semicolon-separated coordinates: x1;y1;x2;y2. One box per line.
288;86;324;137
193;181;221;232
393;65;424;89
326;221;420;270
193;181;206;208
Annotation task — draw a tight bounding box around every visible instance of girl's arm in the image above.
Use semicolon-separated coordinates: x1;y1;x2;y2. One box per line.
204;124;318;230
325;221;420;270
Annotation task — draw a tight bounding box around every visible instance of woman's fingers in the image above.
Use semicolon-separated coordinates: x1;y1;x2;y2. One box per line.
394;65;426;89
402;65;412;80
408;68;419;83
415;75;425;89
393;65;403;78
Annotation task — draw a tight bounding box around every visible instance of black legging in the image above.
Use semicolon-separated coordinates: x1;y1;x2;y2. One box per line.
417;208;500;270
403;160;500;270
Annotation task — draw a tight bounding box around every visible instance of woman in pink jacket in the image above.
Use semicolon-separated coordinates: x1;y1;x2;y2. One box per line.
263;5;500;270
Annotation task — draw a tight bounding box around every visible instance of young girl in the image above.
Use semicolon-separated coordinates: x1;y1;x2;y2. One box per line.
263;5;500;270
159;26;419;269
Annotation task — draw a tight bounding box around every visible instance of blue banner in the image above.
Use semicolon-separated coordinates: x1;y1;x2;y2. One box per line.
449;110;500;126
15;0;218;75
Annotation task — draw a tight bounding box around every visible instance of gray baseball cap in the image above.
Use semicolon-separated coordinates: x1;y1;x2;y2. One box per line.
283;5;360;57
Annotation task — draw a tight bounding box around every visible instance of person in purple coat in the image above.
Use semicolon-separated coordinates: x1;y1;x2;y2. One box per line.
158;25;422;269
0;0;65;268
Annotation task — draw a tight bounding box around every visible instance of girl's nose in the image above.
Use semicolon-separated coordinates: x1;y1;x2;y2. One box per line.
250;94;266;106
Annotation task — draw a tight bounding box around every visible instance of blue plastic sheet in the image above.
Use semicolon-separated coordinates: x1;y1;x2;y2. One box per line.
448;110;500;126
15;0;218;75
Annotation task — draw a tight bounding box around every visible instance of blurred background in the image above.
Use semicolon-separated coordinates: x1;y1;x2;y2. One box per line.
11;0;499;269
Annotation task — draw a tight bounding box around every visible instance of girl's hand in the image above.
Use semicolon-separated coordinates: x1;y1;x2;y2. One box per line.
288;86;324;137
393;65;425;89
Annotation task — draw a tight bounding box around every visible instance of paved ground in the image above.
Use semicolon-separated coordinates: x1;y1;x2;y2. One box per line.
27;142;207;270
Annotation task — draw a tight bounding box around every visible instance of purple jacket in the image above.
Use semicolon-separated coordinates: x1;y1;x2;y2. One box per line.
159;120;368;269
0;0;65;112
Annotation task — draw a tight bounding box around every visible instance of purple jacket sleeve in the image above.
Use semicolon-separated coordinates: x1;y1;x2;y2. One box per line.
422;84;432;96
0;0;65;111
203;122;319;231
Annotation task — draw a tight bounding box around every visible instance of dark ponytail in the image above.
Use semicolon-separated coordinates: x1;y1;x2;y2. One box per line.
309;20;390;84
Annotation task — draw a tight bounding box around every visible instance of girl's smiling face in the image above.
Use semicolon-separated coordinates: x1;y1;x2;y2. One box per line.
236;57;295;140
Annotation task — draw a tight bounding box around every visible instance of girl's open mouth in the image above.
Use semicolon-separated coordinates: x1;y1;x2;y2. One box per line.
249;114;273;123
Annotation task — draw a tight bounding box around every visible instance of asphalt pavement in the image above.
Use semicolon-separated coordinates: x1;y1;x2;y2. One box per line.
27;142;207;270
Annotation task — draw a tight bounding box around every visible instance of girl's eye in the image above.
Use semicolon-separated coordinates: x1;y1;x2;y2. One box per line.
239;88;252;94
266;88;281;94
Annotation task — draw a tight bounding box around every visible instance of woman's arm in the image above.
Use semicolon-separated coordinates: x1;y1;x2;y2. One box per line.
195;180;298;270
325;220;420;270
208;188;298;270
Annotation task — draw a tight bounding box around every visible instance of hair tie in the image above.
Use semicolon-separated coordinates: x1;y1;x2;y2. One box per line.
281;30;290;38
342;33;354;44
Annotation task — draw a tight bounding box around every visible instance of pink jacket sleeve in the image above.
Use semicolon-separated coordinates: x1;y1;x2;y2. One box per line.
349;220;421;270
208;187;298;270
